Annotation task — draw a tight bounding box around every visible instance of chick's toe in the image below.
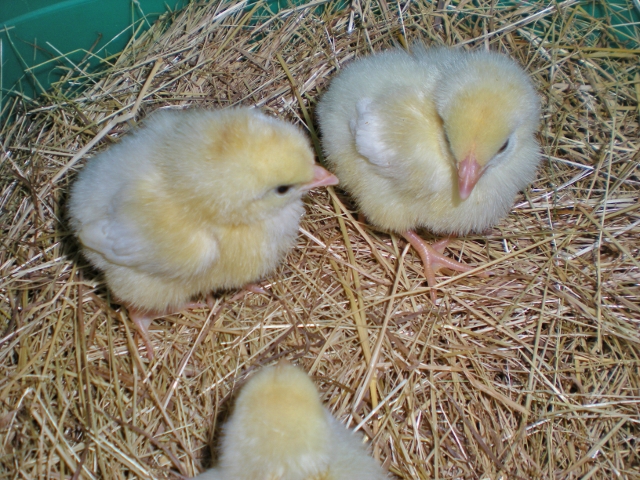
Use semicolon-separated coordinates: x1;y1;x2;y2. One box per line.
403;230;479;303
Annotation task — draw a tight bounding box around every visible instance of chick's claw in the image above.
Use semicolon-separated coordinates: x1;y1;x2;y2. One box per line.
402;230;480;303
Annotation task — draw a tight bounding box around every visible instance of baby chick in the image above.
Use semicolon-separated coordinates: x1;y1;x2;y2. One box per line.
69;108;338;357
194;363;389;480
317;46;540;300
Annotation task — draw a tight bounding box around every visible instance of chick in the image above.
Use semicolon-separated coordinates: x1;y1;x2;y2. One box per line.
195;363;389;480
316;45;540;300
69;108;338;357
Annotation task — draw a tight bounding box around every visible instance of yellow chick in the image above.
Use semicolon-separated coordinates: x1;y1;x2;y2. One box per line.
317;46;540;300
69;108;338;357
194;363;389;480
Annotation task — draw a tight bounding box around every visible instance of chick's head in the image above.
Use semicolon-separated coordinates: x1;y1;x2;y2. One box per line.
231;364;330;454
219;364;332;476
171;109;337;224
435;52;540;200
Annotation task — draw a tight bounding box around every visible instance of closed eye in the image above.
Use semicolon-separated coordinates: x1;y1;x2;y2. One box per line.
497;140;509;154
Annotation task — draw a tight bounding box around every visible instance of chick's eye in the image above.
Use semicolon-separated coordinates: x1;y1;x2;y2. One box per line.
275;185;292;195
497;140;509;154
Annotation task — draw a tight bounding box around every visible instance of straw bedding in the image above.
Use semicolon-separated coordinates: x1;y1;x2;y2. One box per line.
1;0;638;478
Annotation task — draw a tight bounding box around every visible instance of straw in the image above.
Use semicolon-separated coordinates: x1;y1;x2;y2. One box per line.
0;0;638;478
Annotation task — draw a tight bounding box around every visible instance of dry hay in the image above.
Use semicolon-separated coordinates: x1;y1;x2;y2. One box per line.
1;0;639;478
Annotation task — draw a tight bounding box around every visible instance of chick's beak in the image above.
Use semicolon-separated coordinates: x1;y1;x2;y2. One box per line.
457;154;484;201
301;165;339;191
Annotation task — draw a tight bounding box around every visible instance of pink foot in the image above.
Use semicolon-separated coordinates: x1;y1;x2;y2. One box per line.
126;299;213;360
431;237;451;254
228;283;270;302
402;230;479;303
244;283;269;295
126;306;161;360
184;297;214;310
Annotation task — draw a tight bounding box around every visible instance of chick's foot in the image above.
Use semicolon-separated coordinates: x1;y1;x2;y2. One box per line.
127;301;212;360
126;307;158;360
228;283;271;303
402;230;477;303
244;283;269;295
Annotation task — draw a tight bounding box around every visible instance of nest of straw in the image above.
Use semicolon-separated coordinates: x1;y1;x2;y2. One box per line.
1;0;639;478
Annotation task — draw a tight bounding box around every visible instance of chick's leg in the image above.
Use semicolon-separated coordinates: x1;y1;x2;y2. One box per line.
127;300;211;360
126;306;159;361
402;230;477;303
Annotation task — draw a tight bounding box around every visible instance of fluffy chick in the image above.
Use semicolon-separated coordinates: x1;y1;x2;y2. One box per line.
317;46;540;300
194;363;389;480
69;108;337;357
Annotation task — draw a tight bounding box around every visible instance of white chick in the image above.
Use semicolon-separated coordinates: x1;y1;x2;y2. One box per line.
317;46;540;300
194;363;389;480
69;108;338;357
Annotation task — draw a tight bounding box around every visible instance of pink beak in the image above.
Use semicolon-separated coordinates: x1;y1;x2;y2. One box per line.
302;165;339;191
457;154;484;201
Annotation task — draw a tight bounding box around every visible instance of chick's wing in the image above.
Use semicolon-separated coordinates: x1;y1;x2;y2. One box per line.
79;216;150;267
351;97;396;169
78;185;219;279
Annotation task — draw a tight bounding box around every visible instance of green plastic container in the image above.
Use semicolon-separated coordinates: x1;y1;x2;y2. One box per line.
1;0;187;106
1;0;638;112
